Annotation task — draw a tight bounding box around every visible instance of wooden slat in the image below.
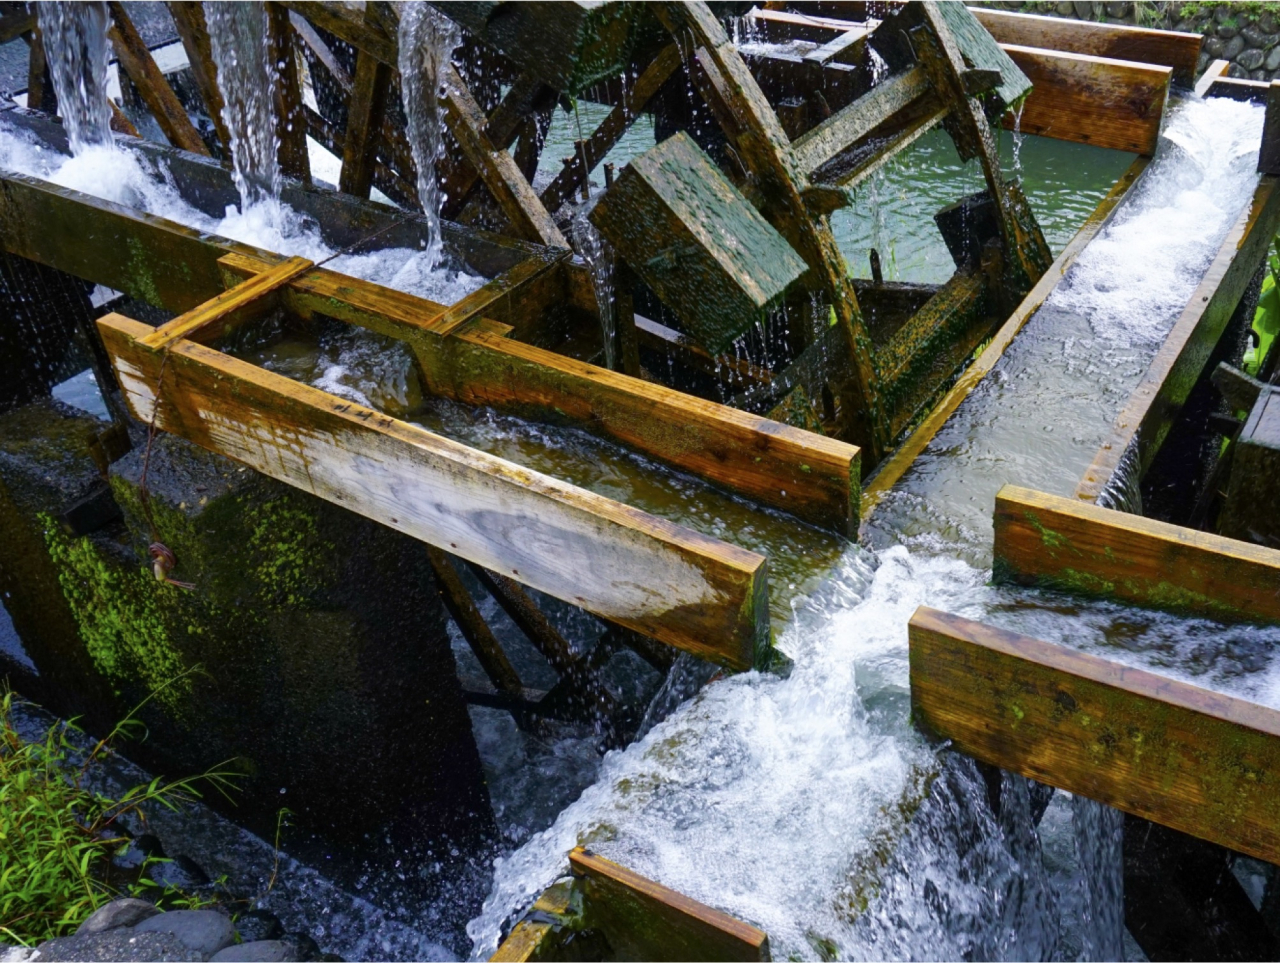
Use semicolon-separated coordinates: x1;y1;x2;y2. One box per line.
417;318;861;536
1001;44;1170;155
1078;176;1280;502
0;9;33;45
142;256;314;349
167;1;231;157
99;314;770;670
569;847;771;962
1196;58;1232;98
1206;75;1272;104
909;606;1280;866
426;546;524;697
268;3;311;182
790;66;930;174
993;485;1280;623
338;44;391;198
428;252;565;337
490;881;577;963
440;65;566;249
970;7;1201;86
276;0;396;64
25;26;52;113
862;156;1149;519
107;2;209;156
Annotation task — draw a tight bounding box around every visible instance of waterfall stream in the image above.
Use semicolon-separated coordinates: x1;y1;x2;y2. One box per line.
37;1;113;154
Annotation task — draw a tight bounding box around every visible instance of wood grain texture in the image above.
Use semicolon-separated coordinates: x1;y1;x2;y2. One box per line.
1078;176;1280;502
276;0;396;64
569;847;771;962
971;7;1202;86
909;606;1280;866
1000;44;1170;155
99;314;769;670
166;2;231;156
993;484;1280;623
338;45;391;198
417;318;861;536
268;3;311;182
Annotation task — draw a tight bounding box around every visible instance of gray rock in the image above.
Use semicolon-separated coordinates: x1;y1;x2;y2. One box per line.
1105;1;1130;18
209;942;295;963
1229;62;1248;78
1238;47;1266;71
1205;35;1226;58
1268;45;1280;71
1241;24;1270;47
134;912;236;959
1220;21;1240;40
1057;1;1075;14
1263;12;1278;34
31;931;195;962
1217;5;1235;23
77;899;161;936
1;947;37;962
1252;68;1269;80
1073;1;1095;21
1225;34;1246;61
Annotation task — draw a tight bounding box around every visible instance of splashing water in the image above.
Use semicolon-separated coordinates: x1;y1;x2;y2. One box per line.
37;1;113;154
573;203;617;369
399;2;461;270
204;1;282;209
468;96;1272;961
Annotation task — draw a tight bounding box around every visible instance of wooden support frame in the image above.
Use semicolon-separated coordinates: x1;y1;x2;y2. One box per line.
268;2;311;183
167;1;232;157
910;606;1280;866
338;11;391;199
993;485;1280;623
98;312;771;670
1078;175;1280;502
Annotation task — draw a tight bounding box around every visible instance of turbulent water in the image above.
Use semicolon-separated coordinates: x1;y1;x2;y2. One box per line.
466;96;1277;961
398;2;460;270
36;1;113;154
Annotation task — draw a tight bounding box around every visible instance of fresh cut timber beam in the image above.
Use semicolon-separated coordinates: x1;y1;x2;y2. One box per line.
909;606;1280;866
97;314;770;671
993;485;1280;623
1078;175;1280;502
969;7;1202;86
1000;45;1171;155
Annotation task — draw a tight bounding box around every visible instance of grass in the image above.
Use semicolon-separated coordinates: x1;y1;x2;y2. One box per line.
0;683;239;947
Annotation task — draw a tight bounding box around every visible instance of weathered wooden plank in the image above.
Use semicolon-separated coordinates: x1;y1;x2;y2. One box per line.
25;25;53;113
339;45;391;198
993;484;1280;623
276;0;397;65
970;7;1202;86
107;2;209;155
569;847;771;962
490;881;578;963
98;314;769;670
1221;386;1280;549
1196;58;1233;98
167;1;231;157
1078;176;1280;502
1261;82;1280;175
790;66;931;174
427;546;524;697
441;64;568;249
1000;45;1170;155
862;156;1149;519
144;256;315;349
418;317;860;535
909;606;1280;867
268;3;311;183
429;251;567;337
0;10;33;45
1206;75;1272;104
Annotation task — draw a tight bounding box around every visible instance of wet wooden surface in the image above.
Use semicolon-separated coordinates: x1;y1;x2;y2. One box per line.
909;606;1280;867
570;847;772;962
99;313;771;670
1078;176;1280;502
1001;45;1170;155
993;484;1280;623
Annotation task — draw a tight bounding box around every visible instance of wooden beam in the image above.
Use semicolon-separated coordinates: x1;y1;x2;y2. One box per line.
416;317;861;536
1195;58;1232;98
166;1;231;157
993;485;1280;623
969;7;1202;86
275;0;396;65
538;43;682;216
909;606;1280;867
427;546;524;698
25;26;53;114
440;64;568;249
107;2;210;156
569;847;771;962
0;9;33;45
1078;176;1280;502
98;314;770;670
490;881;578;963
268;3;311;183
1000;44;1171;156
338;41;391;198
862;156;1149;519
1206;75;1272;104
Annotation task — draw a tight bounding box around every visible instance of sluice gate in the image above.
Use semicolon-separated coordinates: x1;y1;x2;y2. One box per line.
5;1;1280;959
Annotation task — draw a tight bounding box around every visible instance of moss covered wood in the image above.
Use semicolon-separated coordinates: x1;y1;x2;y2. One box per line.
909;606;1280;867
590;132;807;355
993;485;1280;623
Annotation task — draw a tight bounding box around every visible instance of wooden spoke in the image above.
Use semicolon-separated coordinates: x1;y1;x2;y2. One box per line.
166;1;231;156
268;3;311;182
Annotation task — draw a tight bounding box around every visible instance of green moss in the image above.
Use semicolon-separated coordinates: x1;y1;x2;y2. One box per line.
124;236;163;307
1022;509;1070;551
39;513;190;713
242;495;333;609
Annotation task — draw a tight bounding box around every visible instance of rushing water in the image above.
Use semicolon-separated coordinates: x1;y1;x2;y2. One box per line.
398;2;460;270
572;202;618;370
36;1;113;154
464;96;1275;961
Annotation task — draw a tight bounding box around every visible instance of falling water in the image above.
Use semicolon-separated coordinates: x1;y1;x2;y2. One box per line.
573;206;617;370
37;1;113;154
399;2;461;270
204;1;281;208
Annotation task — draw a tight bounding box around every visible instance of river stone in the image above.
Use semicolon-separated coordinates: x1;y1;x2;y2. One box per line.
208;942;295;963
1238;47;1265;71
1105;1;1130;18
1205;35;1225;57
1263;12;1278;33
1218;20;1239;39
77;898;161;935
1252;68;1269;80
1242;24;1269;47
134;911;236;958
1267;45;1280;71
31;931;195;962
229;912;283;944
1224;35;1246;60
1056;1;1073;14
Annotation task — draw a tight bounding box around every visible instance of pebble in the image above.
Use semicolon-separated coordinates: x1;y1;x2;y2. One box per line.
133;912;236;959
207;942;295;963
30;931;194;963
1267;45;1280;72
1238;47;1265;71
77;900;161;936
1224;34;1246;61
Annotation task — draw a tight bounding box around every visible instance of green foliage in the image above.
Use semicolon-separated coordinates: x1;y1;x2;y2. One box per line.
0;685;238;946
1246;238;1280;377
